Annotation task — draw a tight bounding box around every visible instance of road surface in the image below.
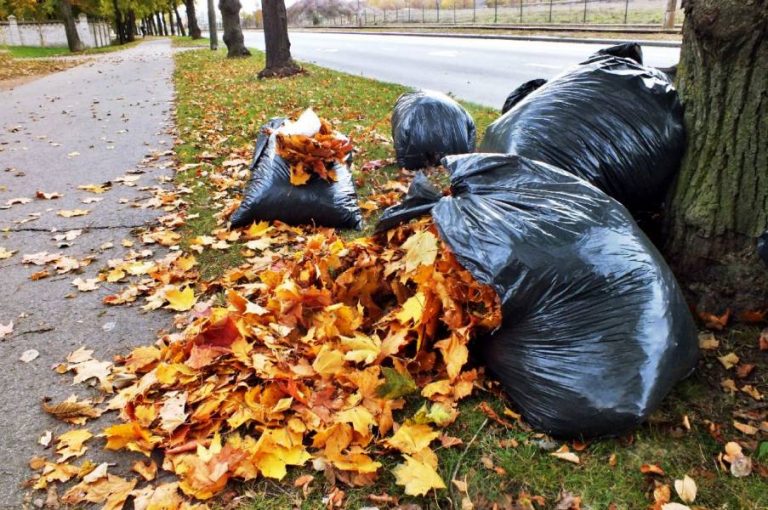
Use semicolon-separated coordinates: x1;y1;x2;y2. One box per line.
236;30;680;107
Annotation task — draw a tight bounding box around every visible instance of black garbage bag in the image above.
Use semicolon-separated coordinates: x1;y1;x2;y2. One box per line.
379;153;698;438
375;172;442;233
593;41;643;64
230;118;363;230
480;43;685;211
391;90;476;170
501;79;547;114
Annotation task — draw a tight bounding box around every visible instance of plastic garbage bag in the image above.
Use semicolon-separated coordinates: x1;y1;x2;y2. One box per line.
375;172;442;233
378;153;698;438
229;118;363;230
391;89;476;170
480;43;685;211
501;78;547;114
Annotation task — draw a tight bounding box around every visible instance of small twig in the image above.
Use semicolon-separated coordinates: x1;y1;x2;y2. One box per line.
449;417;489;509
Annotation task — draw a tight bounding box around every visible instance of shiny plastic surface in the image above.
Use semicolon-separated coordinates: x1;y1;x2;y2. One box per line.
501;78;547;114
377;153;698;437
480;44;685;211
230;118;363;230
375;172;442;233
391;89;476;170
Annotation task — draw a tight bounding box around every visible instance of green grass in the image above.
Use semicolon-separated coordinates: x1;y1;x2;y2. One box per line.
173;47;767;509
1;39;145;58
2;45;71;58
171;36;211;47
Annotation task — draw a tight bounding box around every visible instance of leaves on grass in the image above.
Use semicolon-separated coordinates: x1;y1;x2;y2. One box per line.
673;474;697;503
392;454;446;496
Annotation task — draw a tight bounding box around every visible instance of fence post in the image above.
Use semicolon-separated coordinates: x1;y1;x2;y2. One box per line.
519;0;522;23
473;0;476;23
583;0;587;23
624;0;629;24
7;15;20;46
494;0;498;23
663;0;677;29
549;0;553;23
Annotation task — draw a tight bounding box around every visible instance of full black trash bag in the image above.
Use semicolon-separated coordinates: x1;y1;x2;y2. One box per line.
379;153;698;438
375;172;442;233
230;118;363;230
391;89;476;170
501;78;547;114
480;43;685;211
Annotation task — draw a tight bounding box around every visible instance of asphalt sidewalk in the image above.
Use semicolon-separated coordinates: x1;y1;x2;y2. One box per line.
0;39;176;507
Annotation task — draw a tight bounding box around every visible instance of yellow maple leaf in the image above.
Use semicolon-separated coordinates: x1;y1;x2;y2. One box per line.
395;291;425;325
165;286;197;312
385;423;439;455
340;333;381;365
56;428;93;461
401;230;438;273
312;345;345;377
392;454;446;496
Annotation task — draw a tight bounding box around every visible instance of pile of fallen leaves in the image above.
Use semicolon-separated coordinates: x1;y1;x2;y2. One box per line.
0;51;83;82
28;217;502;505
275;117;354;186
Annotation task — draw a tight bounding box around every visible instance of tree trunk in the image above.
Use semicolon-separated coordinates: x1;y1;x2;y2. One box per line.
259;0;302;77
665;0;768;310
113;0;125;44
218;0;251;57
126;10;136;42
58;0;85;52
169;10;176;35
174;4;187;36
184;0;202;38
207;0;219;50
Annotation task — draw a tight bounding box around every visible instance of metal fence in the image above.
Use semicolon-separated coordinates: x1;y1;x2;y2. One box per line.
296;0;682;29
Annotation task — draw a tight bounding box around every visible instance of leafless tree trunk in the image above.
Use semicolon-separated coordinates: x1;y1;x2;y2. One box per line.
58;0;85;52
184;0;201;38
218;0;251;57
665;0;768;310
259;0;302;78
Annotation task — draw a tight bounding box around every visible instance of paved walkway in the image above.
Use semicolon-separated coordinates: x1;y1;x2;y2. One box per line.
0;39;175;507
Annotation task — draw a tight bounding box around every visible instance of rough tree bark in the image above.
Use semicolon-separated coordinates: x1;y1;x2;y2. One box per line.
665;0;768;310
57;0;85;52
112;0;125;44
259;0;302;78
184;0;202;38
218;0;251;57
174;4;187;36
126;10;136;42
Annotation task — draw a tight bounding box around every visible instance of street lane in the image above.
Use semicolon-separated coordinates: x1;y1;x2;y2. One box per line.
237;30;680;107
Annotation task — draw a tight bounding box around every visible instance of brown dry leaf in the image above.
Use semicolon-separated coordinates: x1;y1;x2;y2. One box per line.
641;464;666;476
550;446;580;465
555;490;582;510
61;473;136;509
42;395;102;424
759;329;768;351
36;191;63;200
132;460;157;481
733;421;758;435
57;209;90;218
